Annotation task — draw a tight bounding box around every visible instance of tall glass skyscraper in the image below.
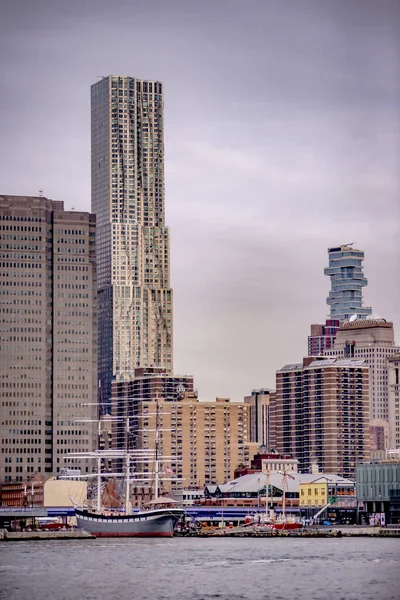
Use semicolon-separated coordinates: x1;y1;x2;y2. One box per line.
324;245;372;322
91;76;173;409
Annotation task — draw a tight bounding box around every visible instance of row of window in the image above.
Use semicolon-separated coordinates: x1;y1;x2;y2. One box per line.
0;244;42;251
0;216;42;222
56;229;87;235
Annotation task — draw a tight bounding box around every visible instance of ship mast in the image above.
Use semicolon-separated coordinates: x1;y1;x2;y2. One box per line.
125;416;131;515
154;398;159;501
282;471;287;522
97;455;102;512
69;401;177;513
279;470;295;523
265;468;270;518
97;420;102;512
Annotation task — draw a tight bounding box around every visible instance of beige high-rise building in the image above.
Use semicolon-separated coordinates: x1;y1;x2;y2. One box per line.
91;76;172;410
325;317;400;422
128;395;251;490
387;354;400;450
0;195;98;482
274;357;370;479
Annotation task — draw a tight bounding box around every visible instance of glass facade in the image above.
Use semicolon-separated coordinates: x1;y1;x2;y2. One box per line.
324;245;372;322
357;462;400;524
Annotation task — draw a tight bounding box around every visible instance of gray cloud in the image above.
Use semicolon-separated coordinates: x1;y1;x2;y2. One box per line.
1;0;399;399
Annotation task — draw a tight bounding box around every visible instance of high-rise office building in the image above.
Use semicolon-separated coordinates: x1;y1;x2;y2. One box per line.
324;244;372;322
274;357;370;478
325;317;400;422
0;195;98;482
91;76;172;410
244;389;276;449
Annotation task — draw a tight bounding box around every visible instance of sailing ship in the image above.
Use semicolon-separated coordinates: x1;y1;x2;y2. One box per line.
65;403;184;537
74;506;184;538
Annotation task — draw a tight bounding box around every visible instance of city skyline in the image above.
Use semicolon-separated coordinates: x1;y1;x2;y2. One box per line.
1;0;399;401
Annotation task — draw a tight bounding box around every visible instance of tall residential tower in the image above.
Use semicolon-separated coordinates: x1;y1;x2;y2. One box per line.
91;76;173;408
274;356;370;478
324;244;372;322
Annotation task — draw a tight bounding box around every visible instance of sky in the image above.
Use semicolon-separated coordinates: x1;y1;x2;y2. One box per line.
1;0;399;400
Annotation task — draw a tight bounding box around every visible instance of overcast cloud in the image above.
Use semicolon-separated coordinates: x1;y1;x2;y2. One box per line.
1;0;399;400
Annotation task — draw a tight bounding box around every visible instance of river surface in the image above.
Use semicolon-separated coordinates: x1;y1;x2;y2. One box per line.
1;537;399;600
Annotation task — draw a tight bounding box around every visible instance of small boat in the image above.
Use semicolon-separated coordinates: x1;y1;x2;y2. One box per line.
75;506;183;537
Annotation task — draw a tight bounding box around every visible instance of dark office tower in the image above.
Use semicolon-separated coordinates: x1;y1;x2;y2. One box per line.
91;76;173;410
244;389;276;449
0;195;98;482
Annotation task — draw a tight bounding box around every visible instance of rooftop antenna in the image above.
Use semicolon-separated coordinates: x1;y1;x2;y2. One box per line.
39;189;43;197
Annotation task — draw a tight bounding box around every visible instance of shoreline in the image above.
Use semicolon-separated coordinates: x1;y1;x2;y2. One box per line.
2;526;400;541
180;525;400;538
0;529;95;541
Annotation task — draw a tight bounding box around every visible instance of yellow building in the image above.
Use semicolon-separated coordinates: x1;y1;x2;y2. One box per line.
299;480;328;507
299;475;355;508
134;395;251;491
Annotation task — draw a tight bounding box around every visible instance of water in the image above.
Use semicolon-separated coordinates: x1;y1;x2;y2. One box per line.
1;537;399;600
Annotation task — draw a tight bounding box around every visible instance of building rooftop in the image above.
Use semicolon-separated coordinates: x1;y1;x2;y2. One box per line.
278;363;303;372
328;244;363;253
278;357;367;373
211;472;354;495
306;358;367;369
340;317;392;329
